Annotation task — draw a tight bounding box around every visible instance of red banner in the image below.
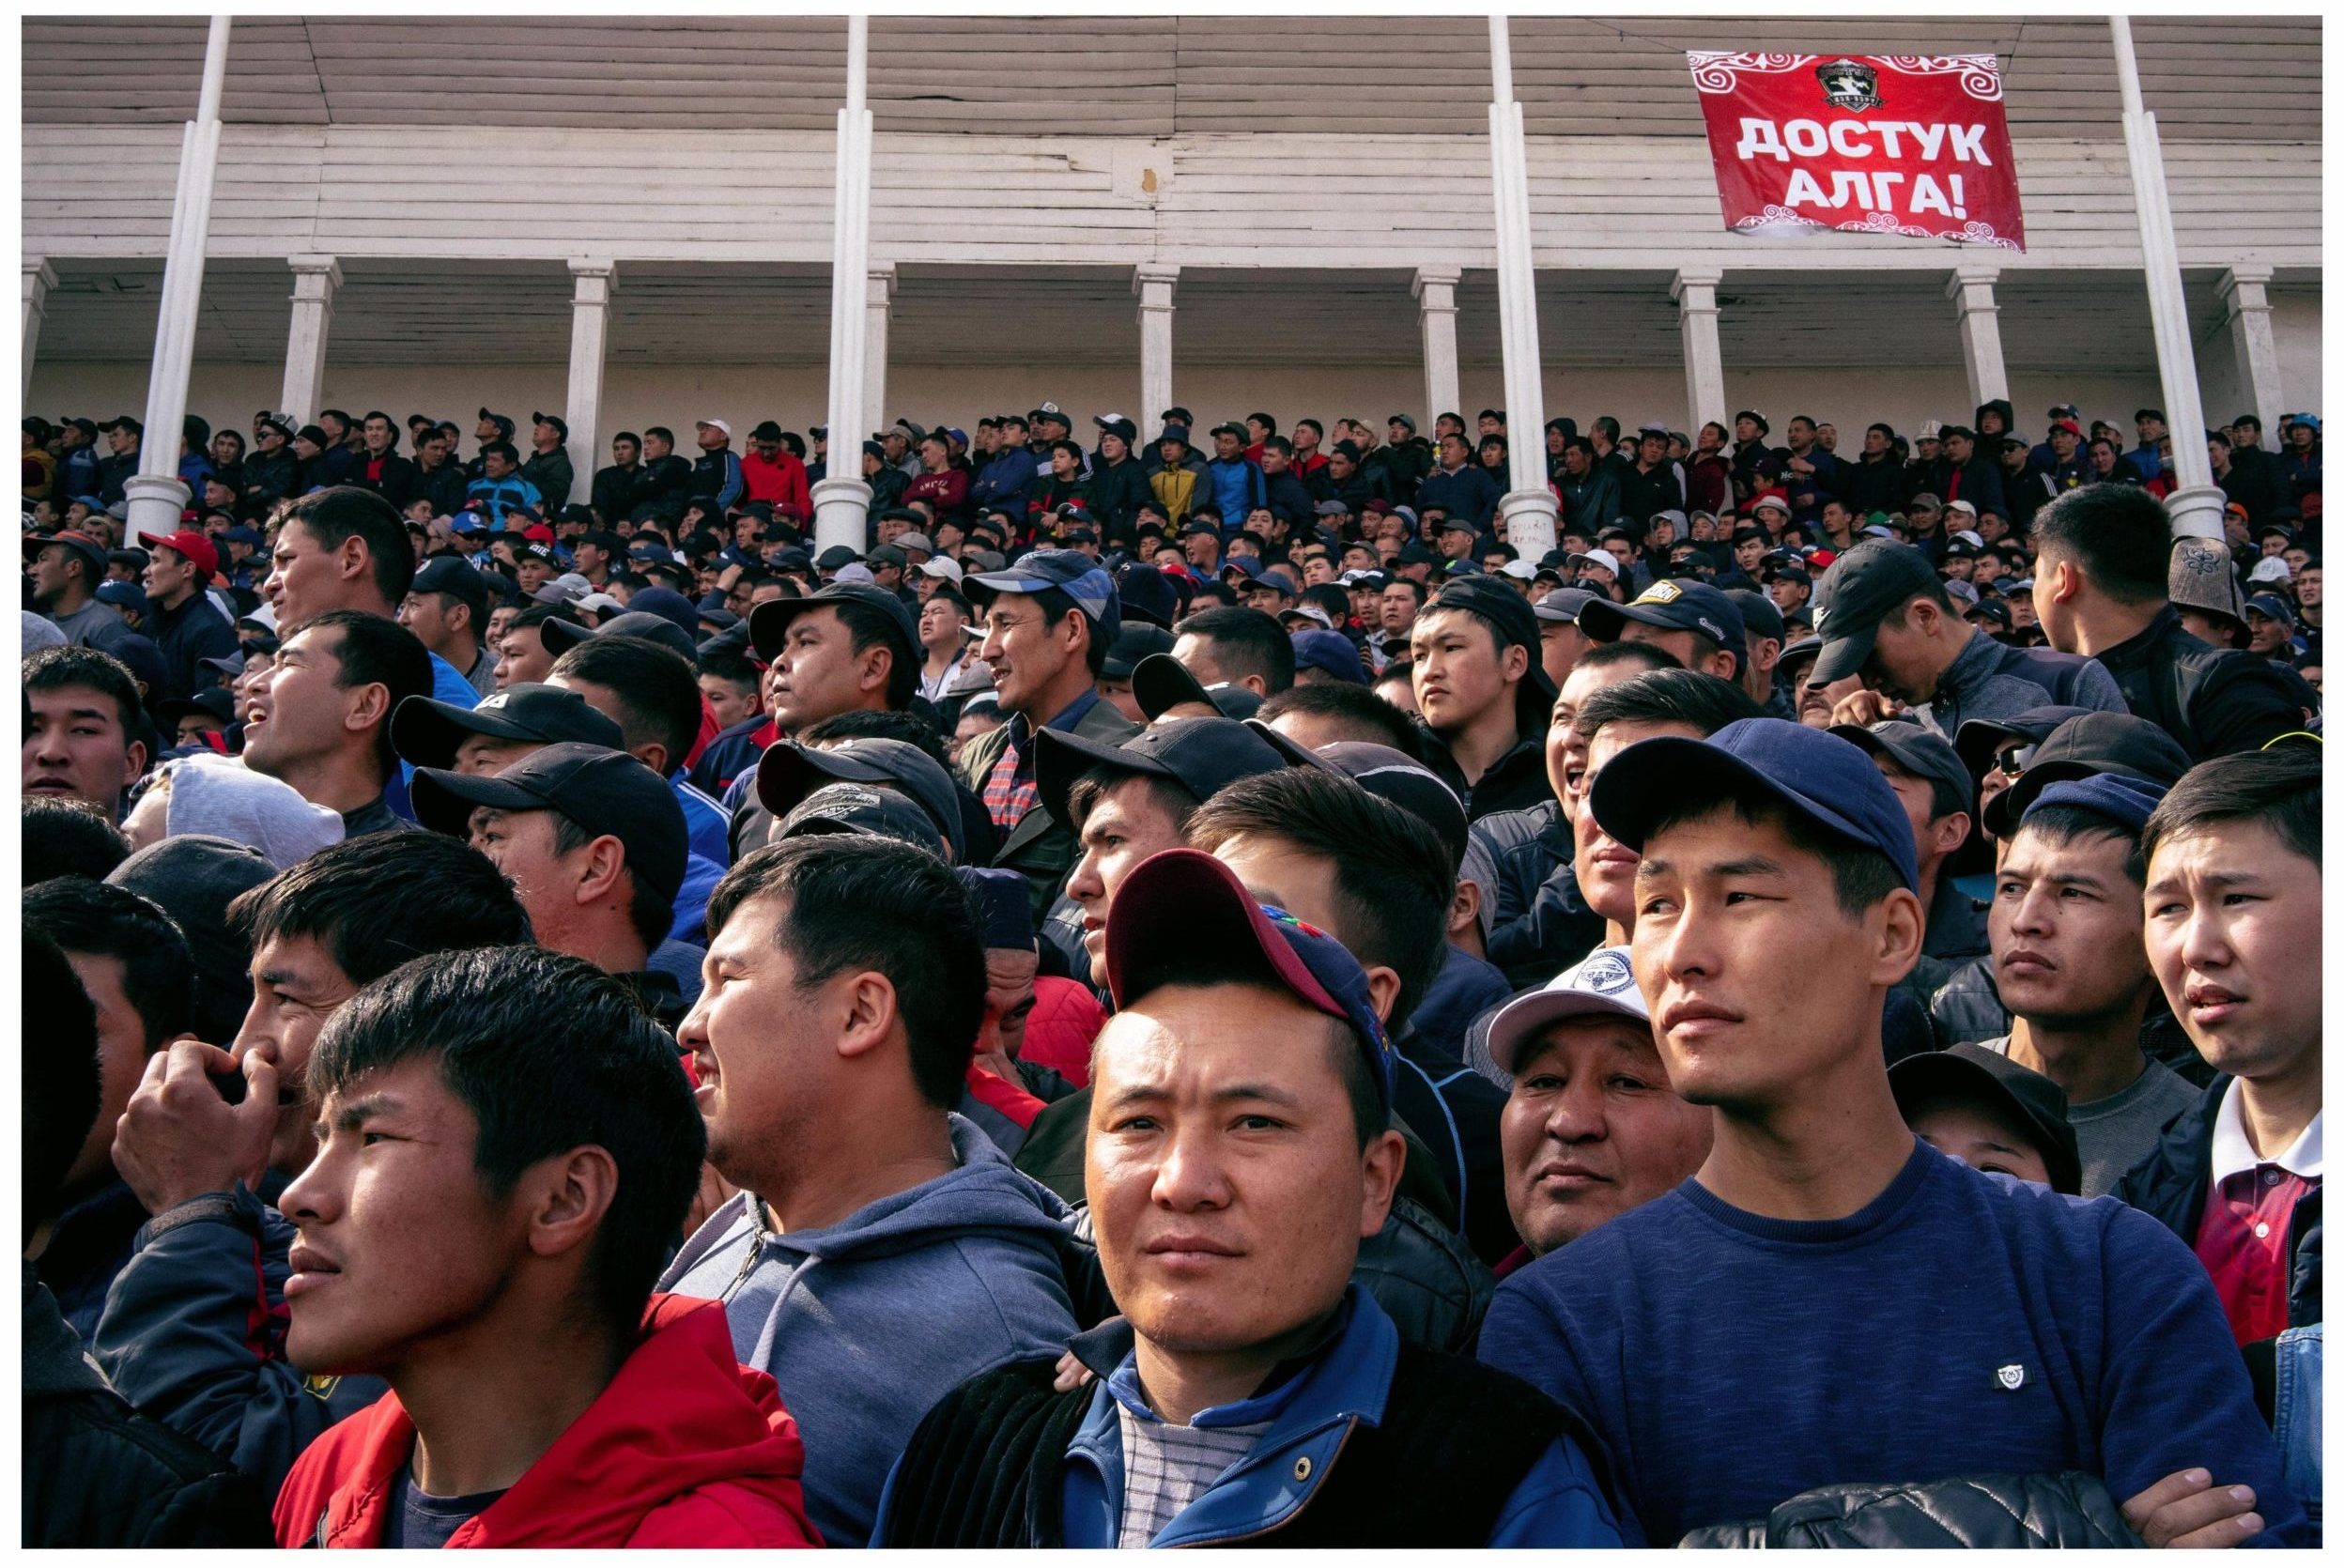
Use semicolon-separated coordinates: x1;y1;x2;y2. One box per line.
1688;53;2024;251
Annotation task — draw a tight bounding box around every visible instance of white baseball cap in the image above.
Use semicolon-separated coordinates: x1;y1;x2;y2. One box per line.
918;556;964;583
697;417;732;438
1483;945;1650;1077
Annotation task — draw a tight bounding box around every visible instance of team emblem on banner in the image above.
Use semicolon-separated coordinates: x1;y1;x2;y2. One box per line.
1815;59;1881;112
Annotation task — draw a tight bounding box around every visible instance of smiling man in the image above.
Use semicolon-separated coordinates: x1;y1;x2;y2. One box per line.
92;833;530;1494
1480;717;2307;1547
270;946;819;1547
878;849;1626;1548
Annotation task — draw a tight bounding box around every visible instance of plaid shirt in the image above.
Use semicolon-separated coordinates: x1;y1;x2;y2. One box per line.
981;688;1103;835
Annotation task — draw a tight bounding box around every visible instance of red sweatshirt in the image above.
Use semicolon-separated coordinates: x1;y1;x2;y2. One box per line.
740;452;811;517
272;1296;822;1548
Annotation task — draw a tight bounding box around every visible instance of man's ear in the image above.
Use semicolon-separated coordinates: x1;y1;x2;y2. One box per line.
1929;811;1971;863
1362;964;1402;1024
1867;886;1927;990
522;1145;619;1263
576;836;628;908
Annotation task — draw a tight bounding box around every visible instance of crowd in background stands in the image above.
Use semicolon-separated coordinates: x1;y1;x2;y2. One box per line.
18;385;2322;1549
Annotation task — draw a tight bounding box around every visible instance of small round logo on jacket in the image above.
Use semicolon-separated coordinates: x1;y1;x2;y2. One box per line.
1996;1363;2026;1391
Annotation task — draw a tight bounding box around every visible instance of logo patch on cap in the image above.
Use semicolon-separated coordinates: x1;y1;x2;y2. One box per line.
1577;950;1636;994
476;692;510;710
1638;581;1683;604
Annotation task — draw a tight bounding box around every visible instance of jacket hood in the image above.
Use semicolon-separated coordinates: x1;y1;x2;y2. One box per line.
1976;399;2016;435
23;1263;113;1399
275;1295;816;1548
762;1114;1075;1264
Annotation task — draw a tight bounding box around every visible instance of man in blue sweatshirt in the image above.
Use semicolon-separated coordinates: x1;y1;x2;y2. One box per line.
1478;717;2308;1547
659;835;1079;1548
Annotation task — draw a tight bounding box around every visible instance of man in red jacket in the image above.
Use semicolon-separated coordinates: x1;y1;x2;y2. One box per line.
270;945;821;1548
741;421;812;518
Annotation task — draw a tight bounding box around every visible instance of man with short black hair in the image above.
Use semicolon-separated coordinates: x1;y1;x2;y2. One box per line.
661;837;1079;1546
24;645;150;822
1167;603;1295;700
1482;718;2307;1546
2029;484;2302;759
543;632;729;871
1410;576;1556;819
270;945;819;1546
242;610;433;838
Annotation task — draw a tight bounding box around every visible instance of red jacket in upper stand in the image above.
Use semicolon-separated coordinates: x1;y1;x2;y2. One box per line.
272;1295;821;1548
741;451;812;518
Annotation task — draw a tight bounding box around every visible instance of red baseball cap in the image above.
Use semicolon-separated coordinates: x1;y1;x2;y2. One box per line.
153;529;220;580
2051;418;2084;438
522;524;556;545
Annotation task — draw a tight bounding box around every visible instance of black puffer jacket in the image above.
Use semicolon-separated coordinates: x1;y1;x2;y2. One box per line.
1473;800;1606;991
22;1263;272;1546
1679;1470;2140;1548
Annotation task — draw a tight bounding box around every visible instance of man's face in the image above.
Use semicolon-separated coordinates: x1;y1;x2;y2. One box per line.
1862;601;1951;705
1537;620;1592;692
482;450;515;480
1212;431;1241;461
106;424;138;456
1087;986;1397;1368
494;623;556;688
696;673;755;733
2295;567;2321;608
1064;777;1192;986
1379;584;1419;634
279;1057;522;1376
1501;1018;1712;1257
235;932;359;1178
1989;824;2152;1026
243;624;368;780
26;543;79;605
362;418;394;456
1945;433;1974;465
767;606;879;730
918;594;967;653
452;732;539;776
516;558;550;594
2144;822;2321;1085
395;590;463;657
1574;721;1697;926
981;592;1076;717
2245;610;2290;656
1410;608;1519;735
264;517;351;624
696;423;726;453
60;951;157;1194
24;684;143;819
465;805;586;944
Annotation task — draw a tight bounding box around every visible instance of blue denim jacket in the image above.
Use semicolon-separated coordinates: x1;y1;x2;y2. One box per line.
1055;1286;1627;1547
2275;1325;2321;1541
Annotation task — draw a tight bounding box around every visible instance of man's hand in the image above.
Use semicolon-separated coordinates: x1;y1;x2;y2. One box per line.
1827;686;1901;729
2121;1469;2263;1547
112;1042;277;1216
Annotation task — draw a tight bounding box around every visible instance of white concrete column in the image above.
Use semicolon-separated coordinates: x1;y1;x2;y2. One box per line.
278;254;341;428
861;263;895;443
1485;17;1556;558
1134;262;1179;428
1946;263;2011;411
2214;265;2284;440
126;14;231;545
1671;268;1726;435
23;258;56;403
1412;268;1462;428
811;14;875;554
563;259;617;512
2110;16;2223;541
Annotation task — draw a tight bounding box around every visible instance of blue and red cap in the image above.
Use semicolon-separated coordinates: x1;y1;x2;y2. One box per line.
1104;848;1396;1114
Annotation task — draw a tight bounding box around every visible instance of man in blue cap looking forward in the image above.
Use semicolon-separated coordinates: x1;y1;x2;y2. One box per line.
1478;717;2306;1548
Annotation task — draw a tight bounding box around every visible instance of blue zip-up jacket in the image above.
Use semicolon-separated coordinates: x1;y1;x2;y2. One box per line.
1205;453;1267;524
690;448;745;512
57;443;104;503
91;1182;387;1498
971;447;1040;515
462;472;542;528
876;1286;1627;1547
671;772;730;869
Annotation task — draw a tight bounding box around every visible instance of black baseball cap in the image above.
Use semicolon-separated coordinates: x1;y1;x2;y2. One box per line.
756;738;961;859
1829;719;1973;821
1952;705;2094;780
1533;586;1595;625
1130;652;1263;722
390;683;625;772
1890;1043;2082;1195
1425;574;1556;711
540;607;699;666
410;742;687;902
1809;541;1948;684
1980;712;2195;838
409;556;489;618
1036;715;1295;829
1102;623;1177;681
1577;579;1748;673
748;580;918;667
778;780;948;860
1592;717;1921;894
1116;564;1181;629
1726;586;1783;644
1315;742;1470;872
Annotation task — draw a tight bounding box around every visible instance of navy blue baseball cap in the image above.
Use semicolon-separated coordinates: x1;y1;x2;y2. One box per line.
2023;774;2168;836
1576;579;1748;673
1589;716;1921;895
964;547;1121;642
1290;629;1368;685
1105;848;1397;1115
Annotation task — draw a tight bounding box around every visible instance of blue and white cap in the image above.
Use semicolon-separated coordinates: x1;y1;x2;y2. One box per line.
1482;945;1650;1076
964;547;1122;642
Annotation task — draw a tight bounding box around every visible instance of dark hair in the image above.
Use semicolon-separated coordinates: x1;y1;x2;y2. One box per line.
1263;436;1294;457
23;644;143;737
699;648;761;692
2142;746;2321;871
1257;683;1423;759
483;439;520;466
707;838;984;1111
643;425;674;448
24;930;101;1228
1643;791;1906;918
1065;767;1201;836
1049;438;1085;463
23;877;194;1051
2029;484;2170;606
612;430;641;451
280;487;416;607
231;832;532;988
2014;804;2148;885
1171;605;1295;694
296;608;435;780
23;796;132;885
1574;669;1763;743
548;636;701;776
1381;576;1426;608
578;529;624;558
799;707;949;769
507;602;582;639
1185;769;1452;1029
307;946;703;1333
1248;411;1278;436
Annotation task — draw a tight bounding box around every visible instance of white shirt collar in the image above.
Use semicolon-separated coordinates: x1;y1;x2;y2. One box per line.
2208;1079;2324;1183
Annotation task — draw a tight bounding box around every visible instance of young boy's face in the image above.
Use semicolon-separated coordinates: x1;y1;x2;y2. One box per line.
1906;1096;2052;1188
279;1057;525;1376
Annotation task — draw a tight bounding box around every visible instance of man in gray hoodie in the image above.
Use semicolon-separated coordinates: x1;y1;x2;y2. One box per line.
662;835;1080;1547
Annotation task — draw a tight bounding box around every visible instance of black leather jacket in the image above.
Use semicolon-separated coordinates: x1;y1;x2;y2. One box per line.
1679;1470;2141;1548
1472;800;1606;990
